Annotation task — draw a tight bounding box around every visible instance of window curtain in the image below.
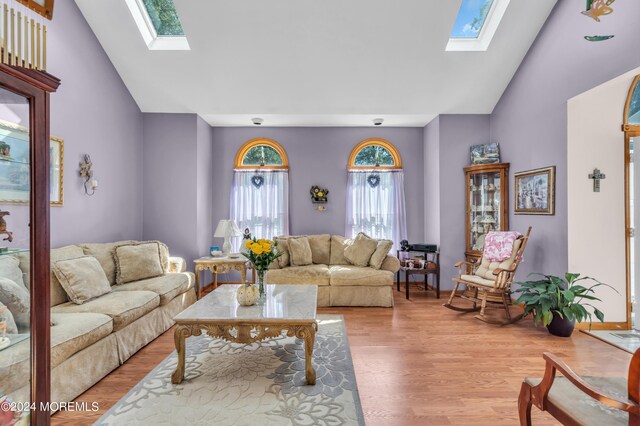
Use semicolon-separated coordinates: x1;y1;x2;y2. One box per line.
230;170;289;250
345;170;407;251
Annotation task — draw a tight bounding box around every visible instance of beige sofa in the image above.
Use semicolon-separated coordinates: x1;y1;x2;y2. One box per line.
0;240;196;406
267;234;400;307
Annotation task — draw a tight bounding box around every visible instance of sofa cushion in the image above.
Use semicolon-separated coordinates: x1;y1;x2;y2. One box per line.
369;240;393;270
266;265;330;286
330;235;352;265
0;277;29;331
307;234;331;265
50;312;113;368
80;240;136;286
344;233;378;267
53;256;112;305
52;291;159;332
112;272;194;305
0;301;18;334
460;274;496;287
329;265;394;287
380;255;401;273
289;237;313;266
50;245;87;307
275;237;290;268
0;256;26;289
115;242;165;285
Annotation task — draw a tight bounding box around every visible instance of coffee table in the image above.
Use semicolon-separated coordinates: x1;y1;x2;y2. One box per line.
171;284;318;385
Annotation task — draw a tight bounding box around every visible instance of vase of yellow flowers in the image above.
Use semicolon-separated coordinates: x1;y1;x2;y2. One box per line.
242;238;281;300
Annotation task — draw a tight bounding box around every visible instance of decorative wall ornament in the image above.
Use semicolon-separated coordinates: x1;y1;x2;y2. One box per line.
470;143;500;165
588;168;606;192
309;185;329;203
366;174;380;188
582;0;615;41
584;35;614;42
250;175;264;188
79;154;98;196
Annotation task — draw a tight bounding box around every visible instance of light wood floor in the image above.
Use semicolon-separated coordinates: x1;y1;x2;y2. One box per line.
52;285;631;425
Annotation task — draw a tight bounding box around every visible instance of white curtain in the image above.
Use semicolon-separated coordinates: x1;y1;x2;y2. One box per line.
346;170;407;251
230;170;289;250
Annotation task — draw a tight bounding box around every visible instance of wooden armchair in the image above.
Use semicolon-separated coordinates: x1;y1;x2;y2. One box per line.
519;350;640;425
443;227;531;325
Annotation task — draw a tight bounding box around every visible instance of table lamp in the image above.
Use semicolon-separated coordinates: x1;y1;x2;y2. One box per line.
214;220;242;255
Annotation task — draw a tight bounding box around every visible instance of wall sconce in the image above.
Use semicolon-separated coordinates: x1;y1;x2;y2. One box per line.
79;154;98;196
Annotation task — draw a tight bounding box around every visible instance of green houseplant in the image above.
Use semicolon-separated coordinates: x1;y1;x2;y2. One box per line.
513;273;616;337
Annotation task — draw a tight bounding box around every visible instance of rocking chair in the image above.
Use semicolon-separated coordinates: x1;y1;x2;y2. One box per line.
443;226;532;325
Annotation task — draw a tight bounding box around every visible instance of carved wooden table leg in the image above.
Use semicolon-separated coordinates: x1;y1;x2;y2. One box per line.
299;324;316;385
195;265;203;299
171;325;191;384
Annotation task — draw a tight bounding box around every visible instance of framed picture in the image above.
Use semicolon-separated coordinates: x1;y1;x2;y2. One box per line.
0;119;64;206
470;143;500;165
514;166;555;215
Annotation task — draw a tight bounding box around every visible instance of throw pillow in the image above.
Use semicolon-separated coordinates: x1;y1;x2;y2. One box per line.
114;242;165;285
0;301;18;334
0;277;29;330
369;239;394;270
288;237;313;266
53;256;111;305
275;237;290;268
330;235;352;265
307;234;331;265
344;232;378;267
0;256;26;290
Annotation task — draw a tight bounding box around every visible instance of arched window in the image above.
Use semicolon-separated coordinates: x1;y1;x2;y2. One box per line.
230;139;289;245
234;138;289;169
625;75;640;128
348;139;402;169
345;139;406;249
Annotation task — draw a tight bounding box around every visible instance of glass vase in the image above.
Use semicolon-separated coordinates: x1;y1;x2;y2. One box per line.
256;269;266;302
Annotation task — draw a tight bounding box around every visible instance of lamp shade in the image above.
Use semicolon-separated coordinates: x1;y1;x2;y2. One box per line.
214;220;242;238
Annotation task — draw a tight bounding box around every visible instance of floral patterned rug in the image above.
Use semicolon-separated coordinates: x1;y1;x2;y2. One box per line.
96;315;364;425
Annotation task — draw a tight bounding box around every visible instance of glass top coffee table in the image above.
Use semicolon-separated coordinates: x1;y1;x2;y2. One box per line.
171;284;318;385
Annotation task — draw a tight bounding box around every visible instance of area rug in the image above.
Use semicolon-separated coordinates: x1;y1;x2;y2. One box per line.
96;315;364;425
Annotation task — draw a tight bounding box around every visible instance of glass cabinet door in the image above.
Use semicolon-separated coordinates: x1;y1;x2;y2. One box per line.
0;86;31;424
469;171;501;252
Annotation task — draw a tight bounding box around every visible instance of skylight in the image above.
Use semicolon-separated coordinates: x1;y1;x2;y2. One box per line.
125;0;190;50
450;0;495;39
446;0;511;52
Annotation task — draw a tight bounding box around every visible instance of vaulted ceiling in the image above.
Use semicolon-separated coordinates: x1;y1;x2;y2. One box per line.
75;0;556;127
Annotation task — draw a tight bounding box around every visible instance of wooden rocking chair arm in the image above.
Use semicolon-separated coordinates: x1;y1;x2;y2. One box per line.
454;261;476;269
492;265;517;276
540;352;640;413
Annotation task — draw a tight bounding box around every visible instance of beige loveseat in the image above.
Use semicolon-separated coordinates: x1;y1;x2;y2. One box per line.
0;240;196;407
267;234;400;307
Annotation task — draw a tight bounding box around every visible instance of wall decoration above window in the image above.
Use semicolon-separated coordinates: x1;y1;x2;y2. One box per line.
0;119;63;206
251;175;264;189
348;138;402;170
366;174;380;188
310;185;329;203
582;0;615;22
514;166;556;215
234;138;289;170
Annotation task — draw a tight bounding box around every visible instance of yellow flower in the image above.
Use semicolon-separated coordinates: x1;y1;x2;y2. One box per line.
262;243;272;252
317;191;324;197
251;243;264;255
245;240;253;249
257;239;268;245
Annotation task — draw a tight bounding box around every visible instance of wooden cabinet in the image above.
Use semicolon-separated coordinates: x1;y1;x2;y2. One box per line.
464;163;509;262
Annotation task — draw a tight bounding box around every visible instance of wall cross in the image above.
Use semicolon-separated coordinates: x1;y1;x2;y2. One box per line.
588;168;606;192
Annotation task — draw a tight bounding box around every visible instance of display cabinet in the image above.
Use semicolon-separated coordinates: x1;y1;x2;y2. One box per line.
464;163;509;262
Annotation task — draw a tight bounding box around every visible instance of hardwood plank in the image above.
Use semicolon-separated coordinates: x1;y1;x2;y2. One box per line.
52;287;631;425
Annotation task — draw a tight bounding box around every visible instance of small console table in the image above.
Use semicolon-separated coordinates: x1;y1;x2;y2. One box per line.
193;256;251;299
396;250;440;300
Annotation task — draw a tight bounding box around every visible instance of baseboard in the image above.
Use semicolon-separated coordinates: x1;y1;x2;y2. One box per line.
575;321;629;331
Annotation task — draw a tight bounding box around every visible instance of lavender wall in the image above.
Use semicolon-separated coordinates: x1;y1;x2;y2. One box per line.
423;117;440;246
210;127;425;250
490;0;640;278
142;114;198;263
47;1;144;246
196;117;215;257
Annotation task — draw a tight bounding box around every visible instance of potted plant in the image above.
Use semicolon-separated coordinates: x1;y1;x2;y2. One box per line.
513;273;617;337
242;238;282;302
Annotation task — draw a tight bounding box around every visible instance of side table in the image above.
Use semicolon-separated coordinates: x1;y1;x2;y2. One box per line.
396;251;440;300
193;256;250;299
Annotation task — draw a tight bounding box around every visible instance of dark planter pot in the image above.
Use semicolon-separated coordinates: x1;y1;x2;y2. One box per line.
547;313;576;337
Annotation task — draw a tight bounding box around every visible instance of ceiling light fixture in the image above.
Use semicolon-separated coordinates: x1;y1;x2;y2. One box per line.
252;118;264;126
373;118;384;126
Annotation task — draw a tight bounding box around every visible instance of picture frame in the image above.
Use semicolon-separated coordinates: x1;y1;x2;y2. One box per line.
0;119;64;206
514;166;555;215
470;143;501;165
